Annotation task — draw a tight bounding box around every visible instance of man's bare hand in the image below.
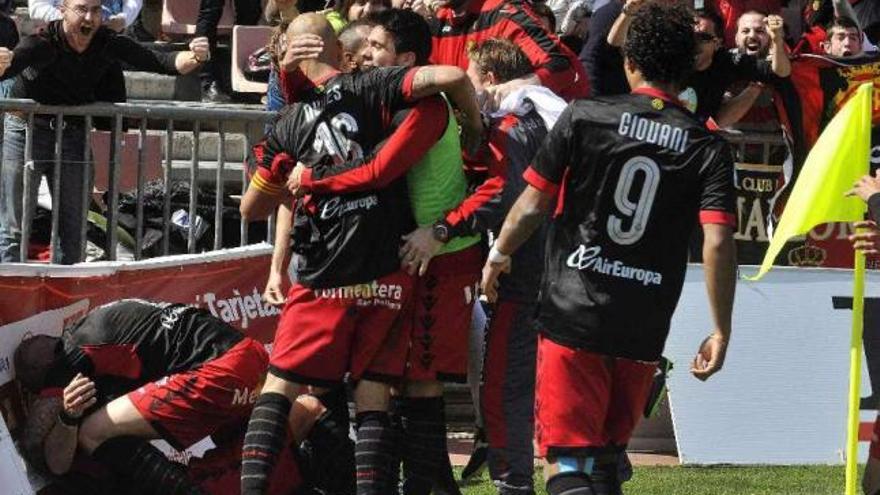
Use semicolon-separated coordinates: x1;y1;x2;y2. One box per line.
263;271;287;305
690;333;728;381
482;78;531;113
399;226;442;276
0;47;14;76
63;373;96;419
106;14;126;33
765;15;784;41
846;170;880;202
189;36;211;62
286;162;307;197
849;220;880;254
480;254;511;303
281;34;324;72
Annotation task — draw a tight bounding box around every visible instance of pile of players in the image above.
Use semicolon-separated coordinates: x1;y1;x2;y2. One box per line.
14;2;738;495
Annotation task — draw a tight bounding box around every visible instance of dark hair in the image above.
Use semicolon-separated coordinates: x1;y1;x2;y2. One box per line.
737;9;768;22
467;38;533;84
336;0;392;22
694;8;724;40
826;16;862;38
370;8;432;65
623;2;697;87
14;335;59;393
338;19;373;52
530;1;557;34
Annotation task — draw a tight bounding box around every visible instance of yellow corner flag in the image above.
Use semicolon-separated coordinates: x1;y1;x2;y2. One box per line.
746;82;873;281
746;82;872;495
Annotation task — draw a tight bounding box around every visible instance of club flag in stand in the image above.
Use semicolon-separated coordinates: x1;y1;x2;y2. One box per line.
746;82;873;281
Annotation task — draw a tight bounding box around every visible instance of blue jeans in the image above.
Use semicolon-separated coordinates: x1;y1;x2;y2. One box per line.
266;68;285;112
265;68;285;133
0;115;90;264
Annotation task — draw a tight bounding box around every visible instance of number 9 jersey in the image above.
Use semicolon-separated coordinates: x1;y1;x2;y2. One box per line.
523;87;736;361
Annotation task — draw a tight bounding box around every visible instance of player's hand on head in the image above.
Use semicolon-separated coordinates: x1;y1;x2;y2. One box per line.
846;171;880;202
63;373;97;418
849;220;880;254
263;272;286;306
281;34;324;72
690;333;728;381
483;78;531;112
399;226;442;276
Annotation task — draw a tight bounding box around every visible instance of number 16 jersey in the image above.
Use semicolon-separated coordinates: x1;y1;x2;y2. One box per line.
524;88;736;361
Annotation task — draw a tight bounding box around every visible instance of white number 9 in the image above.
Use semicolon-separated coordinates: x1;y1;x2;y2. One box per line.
607;156;660;245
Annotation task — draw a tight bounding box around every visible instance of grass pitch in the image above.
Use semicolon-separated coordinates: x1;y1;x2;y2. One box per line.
459;465;856;495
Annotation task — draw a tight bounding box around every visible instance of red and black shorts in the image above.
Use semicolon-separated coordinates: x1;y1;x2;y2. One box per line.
534;335;657;457
269;269;416;387
128;337;269;450
404;245;481;383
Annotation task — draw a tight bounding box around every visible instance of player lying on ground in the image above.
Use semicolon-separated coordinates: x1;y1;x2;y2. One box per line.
15;299;347;495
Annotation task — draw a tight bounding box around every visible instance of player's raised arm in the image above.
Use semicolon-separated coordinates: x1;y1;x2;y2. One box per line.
409;65;484;153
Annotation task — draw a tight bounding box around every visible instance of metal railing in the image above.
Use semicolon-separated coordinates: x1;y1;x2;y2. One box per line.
0;98;793;266
0;99;275;264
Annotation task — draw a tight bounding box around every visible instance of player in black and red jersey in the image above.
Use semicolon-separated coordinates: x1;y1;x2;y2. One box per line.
238;13;482;495
429;0;589;102
482;3;737;494
14;299;289;495
457;38;562;495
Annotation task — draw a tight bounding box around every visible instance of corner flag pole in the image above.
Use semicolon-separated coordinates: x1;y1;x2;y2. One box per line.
846;238;867;495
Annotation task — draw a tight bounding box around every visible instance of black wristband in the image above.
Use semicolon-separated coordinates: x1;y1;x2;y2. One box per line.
58;410;80;427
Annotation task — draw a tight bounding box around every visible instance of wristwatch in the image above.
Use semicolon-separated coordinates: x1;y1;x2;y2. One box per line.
431;220;451;243
58;410;80;427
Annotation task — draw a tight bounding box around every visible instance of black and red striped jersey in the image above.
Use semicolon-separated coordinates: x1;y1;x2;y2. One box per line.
251;67;423;288
524;88;736;360
44;299;243;401
429;0;589;100
451;108;550;302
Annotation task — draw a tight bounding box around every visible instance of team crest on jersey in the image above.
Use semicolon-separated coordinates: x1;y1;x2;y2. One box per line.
651;98;664;111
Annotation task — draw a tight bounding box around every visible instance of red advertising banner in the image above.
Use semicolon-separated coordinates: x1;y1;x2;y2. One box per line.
0;245;281;343
0;246;282;448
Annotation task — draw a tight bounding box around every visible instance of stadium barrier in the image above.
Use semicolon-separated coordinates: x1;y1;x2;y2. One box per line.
0;98;274;264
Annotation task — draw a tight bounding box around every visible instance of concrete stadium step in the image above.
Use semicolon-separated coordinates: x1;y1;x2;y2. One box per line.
167;159;246;186
125;71;202;102
148;130;252;162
